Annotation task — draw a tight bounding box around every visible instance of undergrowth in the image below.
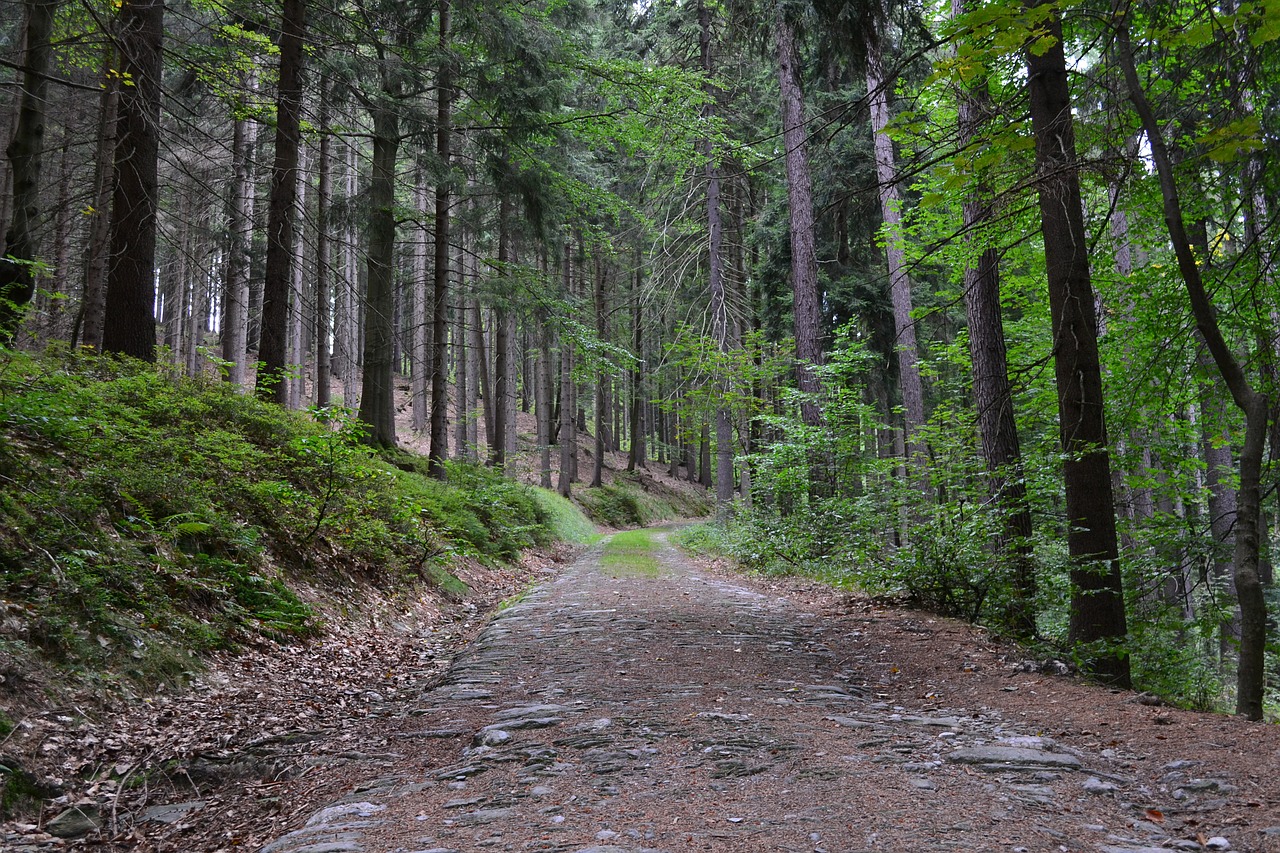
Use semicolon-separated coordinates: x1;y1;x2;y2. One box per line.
0;349;575;693
578;471;711;528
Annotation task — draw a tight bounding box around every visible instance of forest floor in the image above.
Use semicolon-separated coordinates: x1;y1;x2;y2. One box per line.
9;527;1280;853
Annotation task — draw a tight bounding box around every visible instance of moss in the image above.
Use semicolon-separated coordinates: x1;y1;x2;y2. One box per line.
0;350;562;690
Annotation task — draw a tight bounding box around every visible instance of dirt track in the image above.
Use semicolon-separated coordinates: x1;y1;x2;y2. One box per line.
253;530;1280;853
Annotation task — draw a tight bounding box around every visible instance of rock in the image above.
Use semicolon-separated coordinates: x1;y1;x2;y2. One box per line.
909;777;936;790
433;764;488;780
454;808;516;826
45;806;101;839
140;800;207;824
495;704;570;720
473;728;511;747
1082;777;1119;795
1204;838;1230;851
947;746;1082;769
306;802;387;827
825;715;872;728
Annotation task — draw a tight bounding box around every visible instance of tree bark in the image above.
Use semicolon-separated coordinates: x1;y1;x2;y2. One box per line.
539;305;553;488
102;0;164;361
428;0;453;477
256;0;305;400
558;242;574;497
954;0;1036;637
314;81;332;408
357;81;400;449
80;45;119;352
412;170;430;433
1026;1;1128;686
774;10;822;426
0;0;57;341
591;253;606;488
866;33;927;478
493;196;512;470
288;143;309;407
222;70;257;388
627;263;645;471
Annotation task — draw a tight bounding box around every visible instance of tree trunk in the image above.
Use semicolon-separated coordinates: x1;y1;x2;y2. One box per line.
256;0;305;400
454;237;470;457
412;171;430;433
340;142;359;408
954;0;1035;637
428;0;453;477
222;70;257;388
1115;16;1267;717
357;82;400;448
591;254;606;488
700;0;735;512
774;10;822;426
0;0;57;341
314;81;332;408
558;242;574;497
1027;1;1128;686
102;0;164;361
288;143;309;407
80;46;119;352
866;33;927;476
539;306;553;489
493;196;512;470
627;266;645;472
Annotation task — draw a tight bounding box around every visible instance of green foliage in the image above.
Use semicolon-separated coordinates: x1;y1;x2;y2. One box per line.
577;473;711;529
530;488;600;545
0;351;561;689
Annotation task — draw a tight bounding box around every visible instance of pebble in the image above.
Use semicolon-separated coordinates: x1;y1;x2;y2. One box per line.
1082;776;1119;795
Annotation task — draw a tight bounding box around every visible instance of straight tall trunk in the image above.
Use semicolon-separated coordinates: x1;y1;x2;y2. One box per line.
867;34;927;474
954;0;1035;637
102;0;164;360
591;254;607;488
357;85;400;448
558;243;574;497
539;307;553;489
256;0;305;400
701;0;735;511
340;143;359;408
81;45;119;351
775;11;822;426
1027;1;1128;686
222;71;257;388
428;0;454;476
0;0;57;341
314;83;332;407
412;172;430;433
287;143;309;408
493;197;512;470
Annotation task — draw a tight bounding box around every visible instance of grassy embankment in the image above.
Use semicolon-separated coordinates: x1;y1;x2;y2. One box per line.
0;349;595;713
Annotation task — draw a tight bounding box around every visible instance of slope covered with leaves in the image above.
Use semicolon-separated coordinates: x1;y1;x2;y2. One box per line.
0;349;578;722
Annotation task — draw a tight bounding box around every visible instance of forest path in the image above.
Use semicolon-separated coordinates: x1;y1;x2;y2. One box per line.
258;529;1278;853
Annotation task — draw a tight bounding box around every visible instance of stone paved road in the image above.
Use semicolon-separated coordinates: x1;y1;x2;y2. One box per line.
257;531;1257;853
